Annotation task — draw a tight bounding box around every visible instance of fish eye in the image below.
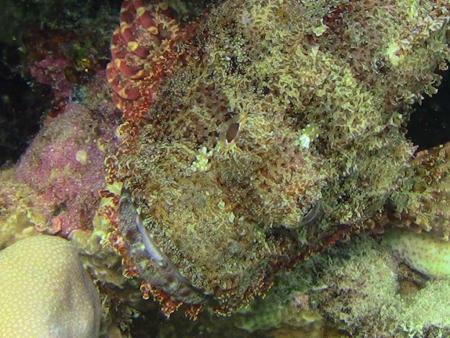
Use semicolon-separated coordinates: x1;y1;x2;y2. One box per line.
226;122;240;143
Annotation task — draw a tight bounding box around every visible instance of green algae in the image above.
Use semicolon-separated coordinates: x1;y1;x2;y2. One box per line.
384;228;450;279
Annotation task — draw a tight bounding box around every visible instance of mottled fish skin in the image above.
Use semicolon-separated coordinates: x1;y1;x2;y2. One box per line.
103;0;450;316
119;191;208;305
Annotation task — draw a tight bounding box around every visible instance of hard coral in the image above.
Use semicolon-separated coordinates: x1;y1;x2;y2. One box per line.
0;235;101;338
0;0;449;335
0;169;45;248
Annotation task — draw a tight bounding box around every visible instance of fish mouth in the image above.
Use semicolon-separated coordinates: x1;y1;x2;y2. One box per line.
118;190;208;305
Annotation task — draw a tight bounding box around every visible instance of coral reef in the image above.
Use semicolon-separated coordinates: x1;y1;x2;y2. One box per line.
384;228;450;279
0;1;120;165
29;57;74;105
313;237;400;336
0;235;101;337
0;0;449;336
390;143;450;239
15;93;119;236
0;168;45;248
312;236;450;337
139;234;450;337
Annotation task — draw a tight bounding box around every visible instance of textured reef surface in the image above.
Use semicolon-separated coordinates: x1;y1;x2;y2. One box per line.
0;235;101;337
0;0;450;337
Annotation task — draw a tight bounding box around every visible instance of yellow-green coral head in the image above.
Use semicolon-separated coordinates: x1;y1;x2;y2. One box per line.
0;235;101;338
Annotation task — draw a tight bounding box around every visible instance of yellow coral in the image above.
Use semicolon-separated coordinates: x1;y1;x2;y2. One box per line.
0;235;101;337
0;168;45;248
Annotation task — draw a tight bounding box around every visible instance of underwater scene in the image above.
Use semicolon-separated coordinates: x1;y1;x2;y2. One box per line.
0;0;449;337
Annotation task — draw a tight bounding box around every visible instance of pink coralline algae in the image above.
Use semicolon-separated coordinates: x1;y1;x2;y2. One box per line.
29;56;74;115
16;101;118;237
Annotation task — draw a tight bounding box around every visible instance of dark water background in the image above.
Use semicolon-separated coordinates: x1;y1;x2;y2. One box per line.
0;0;122;165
